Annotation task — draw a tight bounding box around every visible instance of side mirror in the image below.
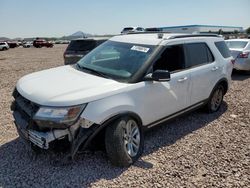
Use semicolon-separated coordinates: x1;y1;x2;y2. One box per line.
145;70;171;82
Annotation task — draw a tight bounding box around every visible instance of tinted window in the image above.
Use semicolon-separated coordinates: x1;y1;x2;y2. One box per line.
185;43;214;68
96;40;107;45
136;27;144;31
207;46;214;62
153;45;185;72
225;41;248;49
67;40;96;51
215;41;231;58
0;43;4;45
123;27;134;31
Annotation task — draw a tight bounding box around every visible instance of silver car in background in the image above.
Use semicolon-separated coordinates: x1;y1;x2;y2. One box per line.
121;27;145;34
226;39;250;72
0;42;9;50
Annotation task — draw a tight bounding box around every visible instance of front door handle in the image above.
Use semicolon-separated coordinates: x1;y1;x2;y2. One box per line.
211;66;219;71
178;77;188;82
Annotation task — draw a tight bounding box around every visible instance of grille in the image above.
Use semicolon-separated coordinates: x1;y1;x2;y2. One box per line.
13;90;39;123
13;90;51;132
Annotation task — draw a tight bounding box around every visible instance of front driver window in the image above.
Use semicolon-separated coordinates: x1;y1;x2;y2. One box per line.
153;45;185;73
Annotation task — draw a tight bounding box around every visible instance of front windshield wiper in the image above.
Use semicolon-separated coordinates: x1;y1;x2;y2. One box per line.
76;64;111;79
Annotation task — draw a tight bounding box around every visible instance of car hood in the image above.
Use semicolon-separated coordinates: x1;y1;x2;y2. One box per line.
16;65;130;106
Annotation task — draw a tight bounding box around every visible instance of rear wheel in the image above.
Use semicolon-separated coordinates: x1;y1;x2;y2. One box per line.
3;47;7;50
105;117;144;167
206;85;224;113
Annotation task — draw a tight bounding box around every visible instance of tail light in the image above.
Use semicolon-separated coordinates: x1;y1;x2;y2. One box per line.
237;52;249;58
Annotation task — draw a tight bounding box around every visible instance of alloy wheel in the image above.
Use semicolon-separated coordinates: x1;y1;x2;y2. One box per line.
211;87;223;111
122;120;140;157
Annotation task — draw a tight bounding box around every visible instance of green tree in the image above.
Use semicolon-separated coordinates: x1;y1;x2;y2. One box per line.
246;27;250;34
218;29;223;35
234;30;239;34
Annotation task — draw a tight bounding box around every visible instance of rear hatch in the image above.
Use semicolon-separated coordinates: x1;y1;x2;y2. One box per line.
229;49;243;59
226;41;248;59
64;40;97;64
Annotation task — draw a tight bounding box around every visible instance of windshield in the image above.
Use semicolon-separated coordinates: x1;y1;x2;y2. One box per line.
67;40;96;51
77;40;156;81
226;41;248;49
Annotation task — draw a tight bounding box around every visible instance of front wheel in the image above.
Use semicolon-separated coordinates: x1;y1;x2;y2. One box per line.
105;117;144;167
206;85;224;113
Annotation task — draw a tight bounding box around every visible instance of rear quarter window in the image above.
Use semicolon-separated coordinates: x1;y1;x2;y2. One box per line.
215;41;231;58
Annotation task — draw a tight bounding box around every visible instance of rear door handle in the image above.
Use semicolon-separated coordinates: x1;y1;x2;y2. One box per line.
178;77;188;82
211;66;219;71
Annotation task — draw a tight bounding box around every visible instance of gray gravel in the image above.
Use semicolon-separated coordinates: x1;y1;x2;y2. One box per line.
0;45;249;188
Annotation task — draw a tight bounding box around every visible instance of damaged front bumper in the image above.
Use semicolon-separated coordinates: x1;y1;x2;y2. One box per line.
13;109;99;156
11;91;98;157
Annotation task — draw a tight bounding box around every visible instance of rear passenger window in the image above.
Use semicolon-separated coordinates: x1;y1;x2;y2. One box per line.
215;41;231;58
185;43;214;68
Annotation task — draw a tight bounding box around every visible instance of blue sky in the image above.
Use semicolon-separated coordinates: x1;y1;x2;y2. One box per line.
0;0;249;38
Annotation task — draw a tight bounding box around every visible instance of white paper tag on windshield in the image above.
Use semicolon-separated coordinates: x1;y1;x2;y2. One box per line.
131;45;150;53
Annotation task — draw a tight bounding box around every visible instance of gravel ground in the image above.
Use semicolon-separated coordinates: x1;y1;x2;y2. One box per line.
0;45;249;188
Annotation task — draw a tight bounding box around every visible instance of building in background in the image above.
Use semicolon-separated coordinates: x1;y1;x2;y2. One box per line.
159;25;243;34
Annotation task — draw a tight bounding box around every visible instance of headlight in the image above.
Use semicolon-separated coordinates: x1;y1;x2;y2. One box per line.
34;104;87;128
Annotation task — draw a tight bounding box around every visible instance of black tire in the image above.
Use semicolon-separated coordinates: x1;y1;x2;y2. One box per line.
3;47;7;50
206;85;224;113
105;116;144;167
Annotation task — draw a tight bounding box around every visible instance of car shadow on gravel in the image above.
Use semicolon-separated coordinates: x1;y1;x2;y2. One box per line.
0;137;127;187
0;102;228;187
232;70;250;81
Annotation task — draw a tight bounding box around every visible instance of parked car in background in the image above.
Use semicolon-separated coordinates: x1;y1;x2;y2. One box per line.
121;27;145;34
7;41;18;48
33;39;53;48
12;33;233;167
0;42;9;50
22;41;33;48
64;37;109;65
226;39;250;72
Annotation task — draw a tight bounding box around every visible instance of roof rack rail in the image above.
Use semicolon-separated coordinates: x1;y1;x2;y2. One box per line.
124;31;170;35
124;32;220;38
168;34;220;39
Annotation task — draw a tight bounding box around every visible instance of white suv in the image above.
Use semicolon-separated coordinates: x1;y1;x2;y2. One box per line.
0;42;9;50
11;33;233;166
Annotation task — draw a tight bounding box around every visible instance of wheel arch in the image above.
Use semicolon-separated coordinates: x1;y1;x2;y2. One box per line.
79;111;143;151
214;78;229;95
101;111;143;127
